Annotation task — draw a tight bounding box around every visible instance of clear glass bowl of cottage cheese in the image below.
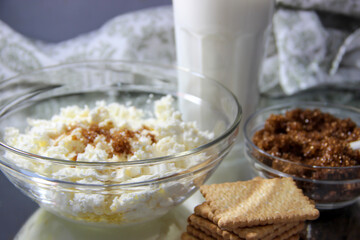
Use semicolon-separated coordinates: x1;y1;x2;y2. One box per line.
0;61;241;226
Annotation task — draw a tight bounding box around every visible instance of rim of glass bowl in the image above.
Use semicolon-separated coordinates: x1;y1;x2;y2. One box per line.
0;60;242;168
244;101;360;173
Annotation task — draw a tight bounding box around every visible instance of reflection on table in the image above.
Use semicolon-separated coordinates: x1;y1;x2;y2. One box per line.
15;206;189;240
303;202;360;240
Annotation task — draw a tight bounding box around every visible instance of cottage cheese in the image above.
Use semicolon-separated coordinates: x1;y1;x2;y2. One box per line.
5;95;214;224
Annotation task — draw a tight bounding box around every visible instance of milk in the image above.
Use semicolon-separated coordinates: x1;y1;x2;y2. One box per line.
173;0;274;126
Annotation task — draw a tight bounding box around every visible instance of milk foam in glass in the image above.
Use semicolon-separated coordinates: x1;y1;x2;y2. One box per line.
173;0;274;126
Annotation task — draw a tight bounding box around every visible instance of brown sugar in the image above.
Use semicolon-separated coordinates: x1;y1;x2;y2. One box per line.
253;108;360;167
60;122;157;160
111;129;135;157
252;108;360;204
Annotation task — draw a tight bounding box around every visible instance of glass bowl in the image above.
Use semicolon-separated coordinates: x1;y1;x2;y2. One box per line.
244;102;360;210
0;61;241;226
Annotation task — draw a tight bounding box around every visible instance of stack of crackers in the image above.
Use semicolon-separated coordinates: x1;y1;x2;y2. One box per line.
182;177;319;240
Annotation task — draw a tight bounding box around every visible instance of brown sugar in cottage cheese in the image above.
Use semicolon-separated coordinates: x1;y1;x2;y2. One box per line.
4;95;214;224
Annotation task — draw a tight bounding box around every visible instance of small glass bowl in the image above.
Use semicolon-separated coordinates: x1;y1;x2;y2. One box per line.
244;102;360;210
0;61;241;226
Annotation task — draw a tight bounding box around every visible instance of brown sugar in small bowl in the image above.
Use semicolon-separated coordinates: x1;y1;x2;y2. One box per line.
244;102;360;210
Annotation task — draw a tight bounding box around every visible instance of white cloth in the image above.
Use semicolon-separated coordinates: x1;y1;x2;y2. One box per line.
0;6;175;102
0;3;359;99
262;4;360;95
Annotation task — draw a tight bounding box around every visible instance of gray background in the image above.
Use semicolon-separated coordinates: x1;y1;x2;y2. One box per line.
0;0;171;43
0;1;170;239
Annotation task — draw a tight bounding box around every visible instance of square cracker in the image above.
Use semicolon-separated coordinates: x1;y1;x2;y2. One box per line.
189;212;301;240
194;202;292;240
200;177;319;229
188;214;241;240
184;223;302;240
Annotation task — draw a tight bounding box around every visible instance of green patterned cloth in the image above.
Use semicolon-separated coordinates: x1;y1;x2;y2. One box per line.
0;3;359;100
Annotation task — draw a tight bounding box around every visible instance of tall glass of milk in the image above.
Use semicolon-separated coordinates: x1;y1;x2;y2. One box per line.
173;0;274;128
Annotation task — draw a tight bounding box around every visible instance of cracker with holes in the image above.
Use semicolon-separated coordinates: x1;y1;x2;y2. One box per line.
199;177;319;230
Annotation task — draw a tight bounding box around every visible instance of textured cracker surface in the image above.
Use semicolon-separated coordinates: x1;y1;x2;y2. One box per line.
200;178;319;229
189;210;301;240
236;222;299;240
194;202;296;240
188;214;241;240
194;203;216;223
187;225;216;240
273;222;304;240
284;234;299;240
182;232;200;240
